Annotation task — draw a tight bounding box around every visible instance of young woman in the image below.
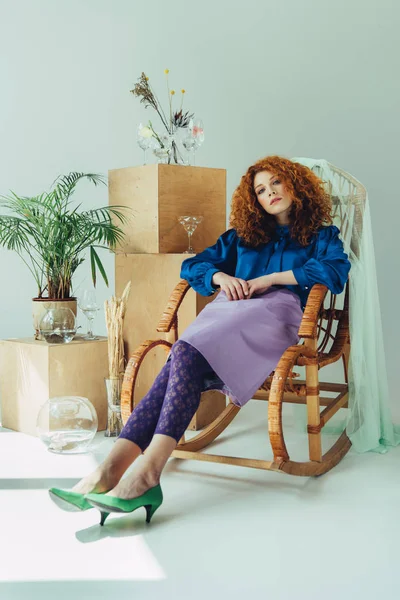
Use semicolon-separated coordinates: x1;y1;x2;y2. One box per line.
49;156;351;525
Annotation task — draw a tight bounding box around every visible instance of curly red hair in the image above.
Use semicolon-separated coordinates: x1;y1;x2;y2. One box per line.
229;156;333;247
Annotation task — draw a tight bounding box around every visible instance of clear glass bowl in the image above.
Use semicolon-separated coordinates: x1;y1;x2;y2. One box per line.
37;396;98;454
39;307;77;344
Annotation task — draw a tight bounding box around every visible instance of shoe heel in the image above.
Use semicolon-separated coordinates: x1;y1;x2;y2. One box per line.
145;504;159;524
100;511;110;526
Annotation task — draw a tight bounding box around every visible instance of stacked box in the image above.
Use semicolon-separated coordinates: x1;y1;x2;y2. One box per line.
110;164;227;430
0;337;108;435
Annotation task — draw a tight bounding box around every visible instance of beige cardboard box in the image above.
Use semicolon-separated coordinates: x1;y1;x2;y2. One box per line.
109;164;226;254
0;336;108;436
115;253;226;430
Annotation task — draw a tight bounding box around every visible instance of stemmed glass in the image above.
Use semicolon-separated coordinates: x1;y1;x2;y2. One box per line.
178;215;204;253
182;130;197;165
137;123;153;165
79;290;100;340
192;118;205;165
182;119;205;166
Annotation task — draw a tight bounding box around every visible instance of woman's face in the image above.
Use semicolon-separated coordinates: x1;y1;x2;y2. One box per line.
253;170;294;225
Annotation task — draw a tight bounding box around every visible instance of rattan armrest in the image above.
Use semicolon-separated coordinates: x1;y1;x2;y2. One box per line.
297;284;328;339
157;279;328;338
156;279;192;333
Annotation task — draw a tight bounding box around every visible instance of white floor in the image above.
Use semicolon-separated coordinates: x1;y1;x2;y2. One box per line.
1;402;400;600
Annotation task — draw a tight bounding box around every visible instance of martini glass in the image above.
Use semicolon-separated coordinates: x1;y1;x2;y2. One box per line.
178;215;204;253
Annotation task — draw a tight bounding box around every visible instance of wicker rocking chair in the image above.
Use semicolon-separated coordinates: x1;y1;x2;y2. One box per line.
120;161;365;477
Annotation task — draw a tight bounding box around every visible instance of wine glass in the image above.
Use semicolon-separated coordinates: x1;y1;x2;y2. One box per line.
191;118;204;166
182;127;197;165
137;123;154;165
79;290;100;340
178;215;204;253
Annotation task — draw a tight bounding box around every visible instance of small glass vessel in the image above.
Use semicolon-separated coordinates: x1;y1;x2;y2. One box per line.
39;307;77;344
37;396;98;454
153;133;173;163
79;290;100;340
104;377;124;437
182;134;196;164
178;215;204;253
137;122;154;165
183;118;204;165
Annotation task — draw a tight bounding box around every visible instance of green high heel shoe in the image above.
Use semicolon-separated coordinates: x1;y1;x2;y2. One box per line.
49;488;97;512
85;483;163;526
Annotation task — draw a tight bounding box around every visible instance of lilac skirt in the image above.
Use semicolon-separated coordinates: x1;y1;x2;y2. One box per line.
178;286;303;407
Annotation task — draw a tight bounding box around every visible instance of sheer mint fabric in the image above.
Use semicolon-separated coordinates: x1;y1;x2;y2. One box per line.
290;158;400;454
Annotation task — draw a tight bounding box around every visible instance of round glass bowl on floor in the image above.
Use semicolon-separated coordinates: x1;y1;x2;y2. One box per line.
37;396;98;454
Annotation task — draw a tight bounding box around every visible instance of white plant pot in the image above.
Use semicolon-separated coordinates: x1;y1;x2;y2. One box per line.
32;298;78;340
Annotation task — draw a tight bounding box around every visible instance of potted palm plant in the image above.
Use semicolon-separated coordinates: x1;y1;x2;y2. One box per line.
0;172;128;338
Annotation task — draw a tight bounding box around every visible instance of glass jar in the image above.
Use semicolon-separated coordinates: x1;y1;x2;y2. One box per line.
104;377;124;437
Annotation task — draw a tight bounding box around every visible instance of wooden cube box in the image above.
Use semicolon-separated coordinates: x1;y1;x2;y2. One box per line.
116;253;226;430
109;164;226;254
0;336;108;436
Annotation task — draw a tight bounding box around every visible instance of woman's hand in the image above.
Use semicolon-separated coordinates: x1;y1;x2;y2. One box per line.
247;274;276;299
212;272;250;301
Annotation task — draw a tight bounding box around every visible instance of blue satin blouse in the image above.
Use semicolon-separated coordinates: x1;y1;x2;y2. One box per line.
180;224;351;310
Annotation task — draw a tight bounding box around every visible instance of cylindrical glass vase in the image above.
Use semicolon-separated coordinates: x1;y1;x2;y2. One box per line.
104;377;124;437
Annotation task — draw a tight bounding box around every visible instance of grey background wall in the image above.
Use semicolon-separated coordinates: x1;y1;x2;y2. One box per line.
0;0;398;417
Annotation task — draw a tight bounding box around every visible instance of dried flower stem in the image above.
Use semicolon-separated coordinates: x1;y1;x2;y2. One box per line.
165;71;173;128
104;281;131;435
149;80;171;133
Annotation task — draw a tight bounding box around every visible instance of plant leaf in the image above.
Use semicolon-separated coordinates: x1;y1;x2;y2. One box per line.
90;246;97;287
90;246;109;287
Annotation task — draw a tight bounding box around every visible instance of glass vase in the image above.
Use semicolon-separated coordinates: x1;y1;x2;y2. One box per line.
104;377;124;437
169;139;186;165
153;131;187;165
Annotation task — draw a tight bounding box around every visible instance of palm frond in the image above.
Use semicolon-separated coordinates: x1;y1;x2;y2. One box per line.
81;205;131;225
51;172;106;209
0;171;125;298
90;246;109;287
0;216;34;251
73;217;125;249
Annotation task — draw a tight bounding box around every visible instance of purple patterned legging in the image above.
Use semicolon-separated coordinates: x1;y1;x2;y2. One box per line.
118;340;213;452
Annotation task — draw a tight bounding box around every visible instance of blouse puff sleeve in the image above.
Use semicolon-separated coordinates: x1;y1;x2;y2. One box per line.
292;225;351;294
180;228;238;296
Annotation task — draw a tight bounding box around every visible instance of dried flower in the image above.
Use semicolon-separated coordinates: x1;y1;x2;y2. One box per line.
130;72;158;112
131;69;198;164
130;72;170;132
130;70;193;136
172;109;194;128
